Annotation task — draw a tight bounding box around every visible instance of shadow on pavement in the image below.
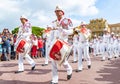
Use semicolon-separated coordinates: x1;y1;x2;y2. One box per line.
0;71;15;76
0;79;50;84
95;59;120;84
0;63;17;67
26;68;51;75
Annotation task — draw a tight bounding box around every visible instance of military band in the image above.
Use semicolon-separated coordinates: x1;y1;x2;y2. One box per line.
12;6;120;84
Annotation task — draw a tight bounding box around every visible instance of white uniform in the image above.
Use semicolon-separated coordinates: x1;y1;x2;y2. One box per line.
93;38;99;56
16;22;35;71
73;34;79;62
77;31;91;71
102;33;110;60
99;38;104;57
118;37;120;56
42;30;53;65
108;36;114;59
51;17;73;83
113;37;118;57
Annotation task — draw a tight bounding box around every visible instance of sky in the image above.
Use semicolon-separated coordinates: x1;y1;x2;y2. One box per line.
0;0;120;32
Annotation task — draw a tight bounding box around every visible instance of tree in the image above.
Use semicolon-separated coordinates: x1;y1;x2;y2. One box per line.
11;27;19;34
12;26;45;36
32;26;45;36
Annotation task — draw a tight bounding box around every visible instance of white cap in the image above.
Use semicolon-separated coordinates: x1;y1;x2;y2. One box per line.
55;6;64;15
20;15;28;21
104;28;107;31
111;32;114;35
80;21;86;26
94;34;97;37
47;25;52;28
116;34;119;36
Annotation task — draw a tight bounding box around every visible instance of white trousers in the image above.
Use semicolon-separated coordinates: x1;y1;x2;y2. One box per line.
99;43;104;54
102;43;109;60
77;43;91;70
73;44;78;62
113;45;119;57
93;43;99;56
18;53;35;71
51;59;72;83
108;43;114;58
99;43;106;60
118;44;120;56
44;41;50;64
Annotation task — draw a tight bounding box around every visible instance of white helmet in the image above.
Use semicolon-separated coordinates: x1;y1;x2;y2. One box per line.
80;21;86;26
111;32;114;35
103;28;108;31
94;34;97;37
116;34;119;37
20;15;28;21
47;25;52;28
55;6;64;15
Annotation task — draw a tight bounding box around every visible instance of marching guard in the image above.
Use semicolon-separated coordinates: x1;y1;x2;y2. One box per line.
75;22;91;72
102;28;110;61
14;15;36;73
72;31;79;63
49;6;73;84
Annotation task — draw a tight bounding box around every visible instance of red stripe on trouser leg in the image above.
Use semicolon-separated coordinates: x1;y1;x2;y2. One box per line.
50;40;63;60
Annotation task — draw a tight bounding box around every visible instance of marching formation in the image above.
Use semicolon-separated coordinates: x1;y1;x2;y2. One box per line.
1;6;120;84
91;29;120;61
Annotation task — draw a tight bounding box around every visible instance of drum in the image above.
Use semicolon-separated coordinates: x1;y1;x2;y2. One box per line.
16;39;26;53
49;39;72;66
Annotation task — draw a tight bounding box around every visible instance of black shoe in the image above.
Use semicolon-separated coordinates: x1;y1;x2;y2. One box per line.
15;71;24;74
72;61;77;63
114;57;117;58
41;64;48;66
101;59;105;61
31;65;35;70
7;59;10;61
82;59;84;61
67;74;72;80
75;69;82;72
88;65;91;69
50;81;58;84
96;54;98;56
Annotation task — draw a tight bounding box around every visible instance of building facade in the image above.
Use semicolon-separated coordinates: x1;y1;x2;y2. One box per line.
109;23;120;35
87;18;110;37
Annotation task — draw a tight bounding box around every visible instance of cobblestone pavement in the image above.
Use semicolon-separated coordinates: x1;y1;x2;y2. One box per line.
0;55;120;84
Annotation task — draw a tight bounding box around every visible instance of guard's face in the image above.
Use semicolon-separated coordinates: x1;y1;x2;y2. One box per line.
81;25;86;28
20;18;26;24
55;10;63;17
47;27;51;31
104;31;107;34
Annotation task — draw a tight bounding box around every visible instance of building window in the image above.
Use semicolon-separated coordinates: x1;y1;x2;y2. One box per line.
117;27;119;30
112;28;115;31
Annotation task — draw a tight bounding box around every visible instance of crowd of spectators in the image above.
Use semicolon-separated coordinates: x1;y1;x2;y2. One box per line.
0;28;45;61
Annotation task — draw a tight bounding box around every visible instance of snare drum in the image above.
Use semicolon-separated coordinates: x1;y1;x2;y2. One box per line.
16;39;26;53
49;39;72;66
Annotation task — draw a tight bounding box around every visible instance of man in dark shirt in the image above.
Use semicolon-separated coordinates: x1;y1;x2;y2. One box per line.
2;36;11;61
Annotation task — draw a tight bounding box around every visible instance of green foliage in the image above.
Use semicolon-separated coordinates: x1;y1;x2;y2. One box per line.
12;26;45;36
32;26;45;36
12;27;19;34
